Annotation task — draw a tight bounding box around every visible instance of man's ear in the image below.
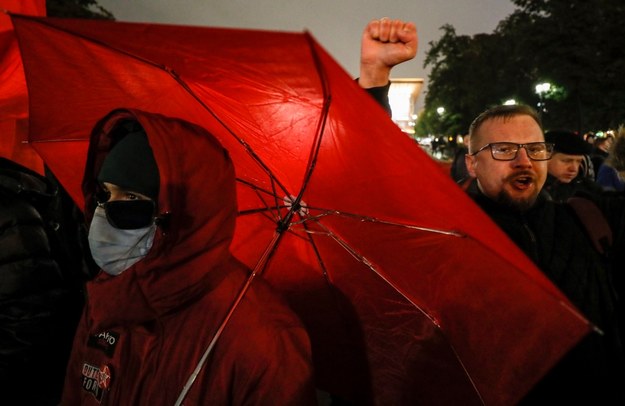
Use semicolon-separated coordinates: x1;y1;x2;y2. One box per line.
465;153;477;178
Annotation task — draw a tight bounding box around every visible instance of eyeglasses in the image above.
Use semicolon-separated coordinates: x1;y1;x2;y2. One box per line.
469;142;554;161
95;189;156;230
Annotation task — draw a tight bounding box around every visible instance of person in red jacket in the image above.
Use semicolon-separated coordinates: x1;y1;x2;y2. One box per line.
61;109;315;405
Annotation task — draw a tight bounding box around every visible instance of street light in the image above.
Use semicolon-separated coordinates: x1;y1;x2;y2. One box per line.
535;82;551;113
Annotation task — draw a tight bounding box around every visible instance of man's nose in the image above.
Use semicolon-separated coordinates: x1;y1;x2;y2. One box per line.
512;146;533;167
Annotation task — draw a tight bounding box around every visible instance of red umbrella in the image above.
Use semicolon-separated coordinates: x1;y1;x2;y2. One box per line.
0;0;45;172
10;14;590;405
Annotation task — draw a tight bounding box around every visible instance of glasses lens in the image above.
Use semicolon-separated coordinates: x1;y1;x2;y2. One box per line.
490;143;518;160
104;200;156;229
526;142;552;160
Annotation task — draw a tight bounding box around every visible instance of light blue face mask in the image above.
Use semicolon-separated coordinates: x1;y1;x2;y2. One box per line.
88;207;157;276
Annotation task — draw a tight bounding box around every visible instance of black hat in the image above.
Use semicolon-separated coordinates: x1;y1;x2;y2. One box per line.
98;130;160;200
545;130;592;155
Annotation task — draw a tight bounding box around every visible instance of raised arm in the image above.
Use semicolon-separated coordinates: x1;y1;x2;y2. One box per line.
358;17;418;89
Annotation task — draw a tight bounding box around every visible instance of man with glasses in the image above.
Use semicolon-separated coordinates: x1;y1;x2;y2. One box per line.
465;105;553;211
464;104;625;404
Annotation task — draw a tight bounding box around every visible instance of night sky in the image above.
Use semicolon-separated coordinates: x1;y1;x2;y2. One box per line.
97;0;517;107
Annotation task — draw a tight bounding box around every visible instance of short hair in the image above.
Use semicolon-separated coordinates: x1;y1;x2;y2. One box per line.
468;105;543;153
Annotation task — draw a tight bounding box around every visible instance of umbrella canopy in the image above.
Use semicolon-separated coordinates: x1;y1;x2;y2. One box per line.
0;0;45;172
9;14;590;405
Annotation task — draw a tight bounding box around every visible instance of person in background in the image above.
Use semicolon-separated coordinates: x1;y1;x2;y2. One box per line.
580;132;597;180
543;129;604;202
596;126;625;193
0;157;87;405
61;110;316;405
591;134;614;177
450;135;472;188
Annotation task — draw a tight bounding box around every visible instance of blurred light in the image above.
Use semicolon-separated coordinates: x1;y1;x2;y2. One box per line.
388;79;423;121
436;106;445;115
535;82;551;95
504;99;517;105
418;136;433;146
388;78;424;135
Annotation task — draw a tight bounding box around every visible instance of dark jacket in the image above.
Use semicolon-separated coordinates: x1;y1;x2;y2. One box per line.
543;173;605;202
0;158;84;405
470;187;625;404
591;148;610;178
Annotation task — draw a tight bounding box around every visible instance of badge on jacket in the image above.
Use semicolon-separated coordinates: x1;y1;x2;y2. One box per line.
87;330;120;357
81;363;113;402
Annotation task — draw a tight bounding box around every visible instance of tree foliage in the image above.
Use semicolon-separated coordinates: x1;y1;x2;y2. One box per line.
47;0;114;19
419;0;625;135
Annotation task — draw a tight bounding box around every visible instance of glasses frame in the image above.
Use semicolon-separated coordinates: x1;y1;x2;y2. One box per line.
469;142;555;161
95;198;157;230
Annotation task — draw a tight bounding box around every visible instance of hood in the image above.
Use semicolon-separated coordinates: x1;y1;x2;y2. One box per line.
82;109;238;330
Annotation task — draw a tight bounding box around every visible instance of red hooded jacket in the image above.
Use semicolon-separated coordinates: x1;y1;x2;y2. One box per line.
61;109;316;405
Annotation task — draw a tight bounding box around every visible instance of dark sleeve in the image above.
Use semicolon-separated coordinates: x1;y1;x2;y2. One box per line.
358;80;392;117
0;198;71;402
606;197;625;251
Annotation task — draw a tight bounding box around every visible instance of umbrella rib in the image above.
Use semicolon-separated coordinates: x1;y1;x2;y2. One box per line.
236;178;285;222
290;206;467;237
238;205;289;216
301;221;331;280
285;33;332;222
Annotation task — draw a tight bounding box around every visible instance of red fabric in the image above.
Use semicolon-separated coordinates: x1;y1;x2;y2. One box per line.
0;0;46;18
61;109;315;405
0;1;45;32
0;2;45;172
12;16;591;405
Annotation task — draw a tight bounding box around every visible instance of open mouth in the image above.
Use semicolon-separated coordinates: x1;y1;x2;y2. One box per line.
510;173;535;190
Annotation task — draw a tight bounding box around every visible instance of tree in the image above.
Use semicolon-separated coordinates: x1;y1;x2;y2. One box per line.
423;0;625;133
47;0;114;19
503;0;625;130
420;24;527;136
